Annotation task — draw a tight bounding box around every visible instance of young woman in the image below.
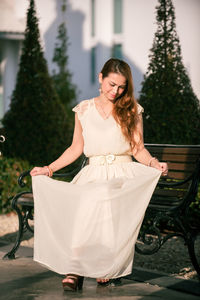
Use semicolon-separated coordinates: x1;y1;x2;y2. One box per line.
31;58;168;291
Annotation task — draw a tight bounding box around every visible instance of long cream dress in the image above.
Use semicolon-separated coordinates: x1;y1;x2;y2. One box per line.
32;98;161;279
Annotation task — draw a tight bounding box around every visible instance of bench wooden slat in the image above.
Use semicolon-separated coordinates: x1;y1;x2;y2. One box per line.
155;154;199;162
154;189;186;198
158;180;191;189
167;162;197;171
150;198;183;206
148;203;181;210
166;172;193;180
146;145;200;155
18;194;34;206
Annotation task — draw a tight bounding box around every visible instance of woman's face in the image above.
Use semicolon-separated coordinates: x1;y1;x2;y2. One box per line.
99;72;126;101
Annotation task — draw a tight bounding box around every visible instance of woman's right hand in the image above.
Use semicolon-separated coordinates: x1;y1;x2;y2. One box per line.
30;166;49;177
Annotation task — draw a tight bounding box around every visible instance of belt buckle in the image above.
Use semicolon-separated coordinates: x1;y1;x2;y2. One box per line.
98;154;116;165
106;154;115;164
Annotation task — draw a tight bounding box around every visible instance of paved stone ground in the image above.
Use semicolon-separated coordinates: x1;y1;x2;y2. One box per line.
0;241;200;300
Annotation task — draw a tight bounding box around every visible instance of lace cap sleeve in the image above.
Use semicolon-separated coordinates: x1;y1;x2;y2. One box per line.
137;103;144;115
72;100;90;119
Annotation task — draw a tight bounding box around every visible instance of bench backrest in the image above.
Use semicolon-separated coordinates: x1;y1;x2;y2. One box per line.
145;144;200;180
145;144;200;207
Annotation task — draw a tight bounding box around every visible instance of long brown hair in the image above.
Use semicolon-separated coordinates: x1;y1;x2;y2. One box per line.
100;58;141;150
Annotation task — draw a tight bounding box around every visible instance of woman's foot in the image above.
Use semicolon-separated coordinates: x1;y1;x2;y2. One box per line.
96;278;110;286
62;274;84;291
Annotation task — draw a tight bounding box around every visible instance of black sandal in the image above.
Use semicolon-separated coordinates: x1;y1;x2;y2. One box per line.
97;278;122;287
110;278;122;286
62;274;84;291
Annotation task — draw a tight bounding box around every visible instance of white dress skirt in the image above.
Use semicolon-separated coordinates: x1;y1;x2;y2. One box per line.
32;99;161;279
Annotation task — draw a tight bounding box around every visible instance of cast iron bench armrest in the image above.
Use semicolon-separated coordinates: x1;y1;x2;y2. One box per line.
53;157;88;179
18;168;80;188
18;170;31;187
18;157;88;188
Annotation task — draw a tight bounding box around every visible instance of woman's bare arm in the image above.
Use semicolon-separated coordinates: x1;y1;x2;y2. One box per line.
132;114;168;175
30;113;84;176
48;114;84;172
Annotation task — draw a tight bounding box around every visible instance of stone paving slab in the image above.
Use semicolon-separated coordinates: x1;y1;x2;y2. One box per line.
126;268;200;297
0;242;200;300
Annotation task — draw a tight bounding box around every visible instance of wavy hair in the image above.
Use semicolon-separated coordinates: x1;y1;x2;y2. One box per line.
100;58;141;150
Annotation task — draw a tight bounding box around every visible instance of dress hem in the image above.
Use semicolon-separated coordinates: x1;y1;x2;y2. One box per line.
33;257;132;279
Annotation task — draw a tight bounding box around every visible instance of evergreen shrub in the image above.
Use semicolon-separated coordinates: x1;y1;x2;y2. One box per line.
139;0;200;144
2;0;72;165
52;21;78;125
0;156;32;214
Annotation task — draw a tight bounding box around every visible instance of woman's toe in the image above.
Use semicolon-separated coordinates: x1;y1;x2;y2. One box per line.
96;278;109;283
62;277;74;284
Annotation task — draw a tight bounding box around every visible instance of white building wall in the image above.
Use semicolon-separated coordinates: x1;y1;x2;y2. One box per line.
1;0;200;116
174;0;200;101
123;0;157;95
0;40;22;119
3;40;21;112
66;0;93;100
54;0;200;100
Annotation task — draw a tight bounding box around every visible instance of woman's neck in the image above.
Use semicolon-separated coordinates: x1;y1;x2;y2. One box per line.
96;95;114;106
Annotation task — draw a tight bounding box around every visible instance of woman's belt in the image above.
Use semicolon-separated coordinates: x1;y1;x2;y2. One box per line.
89;154;132;165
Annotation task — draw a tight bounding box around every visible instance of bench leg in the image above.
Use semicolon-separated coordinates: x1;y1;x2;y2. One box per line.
187;232;200;277
3;193;28;260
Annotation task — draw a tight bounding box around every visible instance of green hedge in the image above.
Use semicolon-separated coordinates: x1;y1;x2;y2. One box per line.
0;155;83;214
0;156;32;214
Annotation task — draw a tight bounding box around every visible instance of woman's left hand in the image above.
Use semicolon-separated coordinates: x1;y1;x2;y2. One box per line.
158;162;168;176
150;159;168;176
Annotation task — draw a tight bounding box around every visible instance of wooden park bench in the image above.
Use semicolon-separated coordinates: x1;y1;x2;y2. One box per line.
3;144;200;277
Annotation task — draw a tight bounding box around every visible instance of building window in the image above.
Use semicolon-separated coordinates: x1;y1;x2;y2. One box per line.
112;44;123;59
91;47;96;83
91;0;95;37
114;0;122;34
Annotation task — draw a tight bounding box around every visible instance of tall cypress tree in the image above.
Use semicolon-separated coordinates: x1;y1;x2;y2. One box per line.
51;2;77;124
52;23;77;115
139;0;200;144
2;0;71;165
